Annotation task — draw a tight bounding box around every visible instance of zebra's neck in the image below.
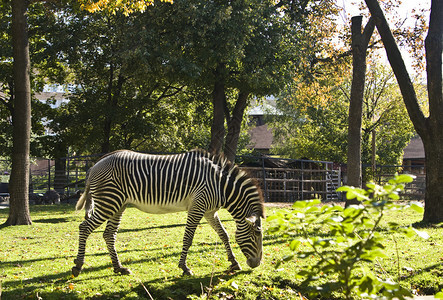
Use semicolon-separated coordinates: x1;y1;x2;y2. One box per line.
221;166;263;220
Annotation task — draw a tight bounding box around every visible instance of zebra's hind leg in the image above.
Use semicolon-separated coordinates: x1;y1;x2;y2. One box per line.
103;207;131;275
72;216;105;277
205;211;241;273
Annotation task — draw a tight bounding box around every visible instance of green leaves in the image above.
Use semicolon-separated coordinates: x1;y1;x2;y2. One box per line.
410;202;424;214
337;186;369;201
267;175;428;299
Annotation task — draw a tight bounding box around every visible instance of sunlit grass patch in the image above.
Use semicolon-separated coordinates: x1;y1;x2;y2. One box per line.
0;202;442;299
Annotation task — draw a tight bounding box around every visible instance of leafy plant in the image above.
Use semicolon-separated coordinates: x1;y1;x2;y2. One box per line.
267;174;429;299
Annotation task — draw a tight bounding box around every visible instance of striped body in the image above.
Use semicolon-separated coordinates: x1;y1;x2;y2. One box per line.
72;150;264;276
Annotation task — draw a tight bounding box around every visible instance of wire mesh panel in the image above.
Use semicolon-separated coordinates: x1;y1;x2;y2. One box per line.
238;155;342;202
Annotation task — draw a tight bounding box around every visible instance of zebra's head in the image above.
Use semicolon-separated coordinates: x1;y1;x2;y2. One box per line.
210;152;264;268
235;212;263;268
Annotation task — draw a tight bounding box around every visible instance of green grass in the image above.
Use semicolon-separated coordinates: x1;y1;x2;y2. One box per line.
0;203;442;299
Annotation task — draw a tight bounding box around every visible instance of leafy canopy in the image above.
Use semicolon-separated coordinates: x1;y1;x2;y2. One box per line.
78;0;173;15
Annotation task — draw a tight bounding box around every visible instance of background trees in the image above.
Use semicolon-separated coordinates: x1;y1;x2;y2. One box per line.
364;0;442;223
1;0;439;225
270;58;416;169
46;6;212;155
138;0;305;161
44;0;319;161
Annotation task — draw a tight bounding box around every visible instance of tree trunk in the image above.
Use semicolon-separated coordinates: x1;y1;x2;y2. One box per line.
52;143;68;194
345;16;374;206
422;0;443;223
101;67;124;154
208;64;227;155
224;91;249;162
53;157;67;194
102;64;114;154
364;0;443;223
5;0;32;226
423;135;443;222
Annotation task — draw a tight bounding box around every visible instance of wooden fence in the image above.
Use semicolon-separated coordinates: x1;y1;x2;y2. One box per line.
238;156;342;202
365;165;426;200
1;154;343;202
2;154;425;203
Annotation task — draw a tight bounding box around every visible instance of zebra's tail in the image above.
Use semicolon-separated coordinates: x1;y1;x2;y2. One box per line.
76;172;91;211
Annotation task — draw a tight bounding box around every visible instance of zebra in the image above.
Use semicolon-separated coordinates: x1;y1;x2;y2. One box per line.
72;149;264;277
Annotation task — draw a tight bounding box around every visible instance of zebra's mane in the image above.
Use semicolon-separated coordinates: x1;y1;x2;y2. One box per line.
191;149;265;218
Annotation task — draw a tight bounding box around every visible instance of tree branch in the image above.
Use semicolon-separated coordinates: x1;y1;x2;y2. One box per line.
364;0;427;136
425;0;443;126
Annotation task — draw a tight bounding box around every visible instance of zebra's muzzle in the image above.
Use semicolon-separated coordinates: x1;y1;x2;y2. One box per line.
246;257;261;268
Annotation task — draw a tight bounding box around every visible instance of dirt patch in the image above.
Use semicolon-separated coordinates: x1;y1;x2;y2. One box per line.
264;201;346;209
264;202;293;208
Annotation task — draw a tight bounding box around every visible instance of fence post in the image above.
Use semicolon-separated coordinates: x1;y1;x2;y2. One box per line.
261;156;268;202
301;160;304;201
66;152;70;196
48;159;51;191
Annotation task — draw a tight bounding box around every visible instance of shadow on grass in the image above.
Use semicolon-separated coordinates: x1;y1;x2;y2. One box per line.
33;217;76;224
136;269;254;300
0;240;242;275
413;220;443;229
2;255;253;300
119;222;186;233
118;219;234;233
398;261;443;295
1;268;80;300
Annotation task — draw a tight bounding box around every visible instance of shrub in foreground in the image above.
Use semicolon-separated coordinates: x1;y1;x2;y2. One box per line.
267;174;429;299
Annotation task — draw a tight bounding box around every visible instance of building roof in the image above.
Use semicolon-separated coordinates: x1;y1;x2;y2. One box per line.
249;124;273;150
403;136;425;159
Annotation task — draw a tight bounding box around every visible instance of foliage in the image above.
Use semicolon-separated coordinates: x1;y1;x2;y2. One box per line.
269;60;416;165
0;0;60;158
41;0;317;157
267;174;430;299
141;0;308;157
42;4;214;155
146;0;301;95
78;0;172;15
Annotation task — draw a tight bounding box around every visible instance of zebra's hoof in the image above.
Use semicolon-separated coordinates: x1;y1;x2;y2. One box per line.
227;263;241;273
72;266;81;277
73;258;83;268
182;269;193;276
115;267;132;275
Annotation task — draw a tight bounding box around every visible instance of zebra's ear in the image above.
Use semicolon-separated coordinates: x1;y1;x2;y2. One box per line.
245;214;257;225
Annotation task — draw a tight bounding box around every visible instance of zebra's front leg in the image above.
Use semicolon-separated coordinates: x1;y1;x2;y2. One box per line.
103;208;131;275
179;210;205;276
205;211;241;273
72;217;103;277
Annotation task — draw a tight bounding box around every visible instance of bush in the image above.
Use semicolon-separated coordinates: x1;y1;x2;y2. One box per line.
267;174;429;299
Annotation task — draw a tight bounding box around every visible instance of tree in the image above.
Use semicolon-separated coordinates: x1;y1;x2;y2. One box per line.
270;60;416;167
346;16;374;191
45;5;213;155
364;0;443;223
1;1;69;197
2;0;161;227
140;0;308;161
71;0;335;162
78;0;172;15
5;0;33;226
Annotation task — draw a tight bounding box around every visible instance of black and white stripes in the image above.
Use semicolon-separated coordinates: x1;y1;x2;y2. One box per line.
72;149;264;277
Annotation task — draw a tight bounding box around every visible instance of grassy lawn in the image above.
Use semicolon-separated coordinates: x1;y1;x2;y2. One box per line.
0;203;442;299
